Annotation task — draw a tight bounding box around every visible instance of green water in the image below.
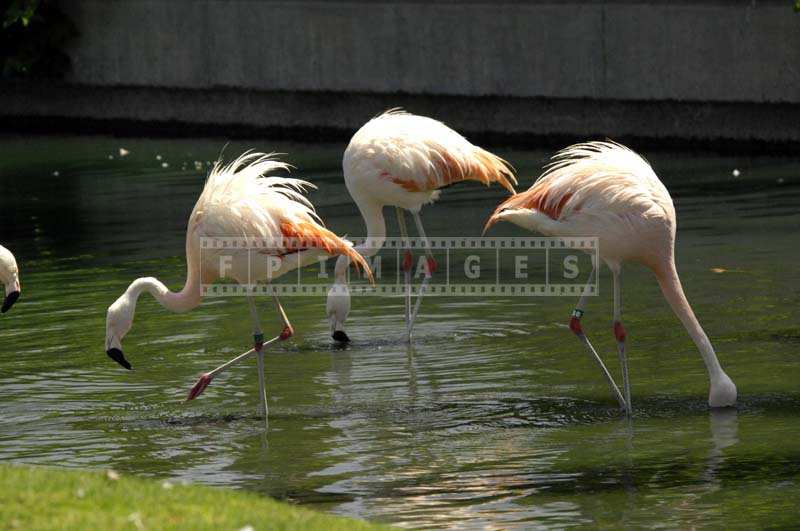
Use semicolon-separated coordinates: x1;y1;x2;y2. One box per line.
1;136;799;529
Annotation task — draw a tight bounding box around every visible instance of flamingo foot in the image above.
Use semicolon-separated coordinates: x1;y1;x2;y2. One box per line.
187;372;213;401
280;325;294;340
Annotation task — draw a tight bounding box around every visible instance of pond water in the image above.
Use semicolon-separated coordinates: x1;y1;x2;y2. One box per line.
0;135;799;529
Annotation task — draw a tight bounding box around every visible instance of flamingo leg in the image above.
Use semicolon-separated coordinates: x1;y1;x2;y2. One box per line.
569;265;627;410
186;290;294;422
407;212;436;340
613;269;632;415
272;290;294;340
248;296;269;426
396;207;412;340
186;338;282;400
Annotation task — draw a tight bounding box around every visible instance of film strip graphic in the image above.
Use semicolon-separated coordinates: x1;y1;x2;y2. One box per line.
199;236;599;297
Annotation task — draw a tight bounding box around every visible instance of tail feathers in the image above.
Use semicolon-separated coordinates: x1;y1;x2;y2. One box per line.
280;221;375;284
472;148;517;193
426;146;516;193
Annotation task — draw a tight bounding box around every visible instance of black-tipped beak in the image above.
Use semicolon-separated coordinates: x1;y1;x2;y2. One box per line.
2;291;19;313
332;330;350;343
107;348;132;370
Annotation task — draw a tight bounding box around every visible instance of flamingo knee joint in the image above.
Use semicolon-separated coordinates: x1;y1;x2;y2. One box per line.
402;250;414;272
614;321;627;343
280;325;294;340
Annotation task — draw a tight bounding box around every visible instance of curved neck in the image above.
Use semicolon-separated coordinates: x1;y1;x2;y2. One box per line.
127;243;203;314
655;260;724;382
334;199;386;282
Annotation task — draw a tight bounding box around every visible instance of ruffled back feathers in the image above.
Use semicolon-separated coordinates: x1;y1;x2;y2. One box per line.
191;152;373;280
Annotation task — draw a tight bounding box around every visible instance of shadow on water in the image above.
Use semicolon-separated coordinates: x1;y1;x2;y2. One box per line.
0;137;799;528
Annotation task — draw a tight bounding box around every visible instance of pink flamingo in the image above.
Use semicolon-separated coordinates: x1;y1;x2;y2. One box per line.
326;109;517;342
105;152;371;421
484;141;737;413
0;245;20;313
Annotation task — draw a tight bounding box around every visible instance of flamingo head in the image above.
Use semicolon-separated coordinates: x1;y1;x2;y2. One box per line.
483;206;535;235
326;280;351;343
709;371;737;408
105;292;135;370
0;248;20;314
1;276;20;314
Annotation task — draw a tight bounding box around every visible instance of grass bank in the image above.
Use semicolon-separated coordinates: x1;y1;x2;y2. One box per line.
0;464;388;530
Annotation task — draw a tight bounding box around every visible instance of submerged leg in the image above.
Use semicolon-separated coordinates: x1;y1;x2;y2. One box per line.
613;269;632;415
396;207;412;339
248;296;269;425
407;212;437;340
569;264;626;410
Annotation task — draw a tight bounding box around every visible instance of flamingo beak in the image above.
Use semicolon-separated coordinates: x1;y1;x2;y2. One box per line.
107;347;132;370
332;330;350;343
482;212;502;235
1;291;20;313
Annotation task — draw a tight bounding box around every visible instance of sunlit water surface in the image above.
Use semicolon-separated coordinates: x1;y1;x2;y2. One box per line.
0;136;799;528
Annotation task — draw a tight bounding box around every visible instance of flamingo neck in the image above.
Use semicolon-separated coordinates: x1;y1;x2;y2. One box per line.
655;260;725;381
127;243;203;313
334;199;385;282
127;276;201;314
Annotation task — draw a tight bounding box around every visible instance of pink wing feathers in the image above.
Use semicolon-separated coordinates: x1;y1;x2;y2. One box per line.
351;109;517;194
192;152;373;281
485;141;674;232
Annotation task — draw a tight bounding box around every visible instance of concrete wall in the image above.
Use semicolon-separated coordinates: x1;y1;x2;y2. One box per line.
2;1;799;145
60;0;800;103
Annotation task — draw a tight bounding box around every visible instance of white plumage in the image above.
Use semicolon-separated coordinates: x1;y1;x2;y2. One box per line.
536;141;674;221
343;109;516;211
189;152;371;280
192;152;316;248
487;141;676;267
0;244;20;313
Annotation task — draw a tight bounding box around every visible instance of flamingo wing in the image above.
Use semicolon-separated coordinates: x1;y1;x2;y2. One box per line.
191;152;373;280
348;109;517;194
486;141;674;233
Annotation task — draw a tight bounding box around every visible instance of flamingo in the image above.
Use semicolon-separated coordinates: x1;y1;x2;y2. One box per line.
326;109;517;342
105;152;372;421
484;141;737;413
0;245;20;313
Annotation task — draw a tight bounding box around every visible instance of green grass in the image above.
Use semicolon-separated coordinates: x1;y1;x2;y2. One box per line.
0;464;389;530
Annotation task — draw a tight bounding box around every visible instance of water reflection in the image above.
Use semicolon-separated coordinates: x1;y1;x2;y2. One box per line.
704;408;739;487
